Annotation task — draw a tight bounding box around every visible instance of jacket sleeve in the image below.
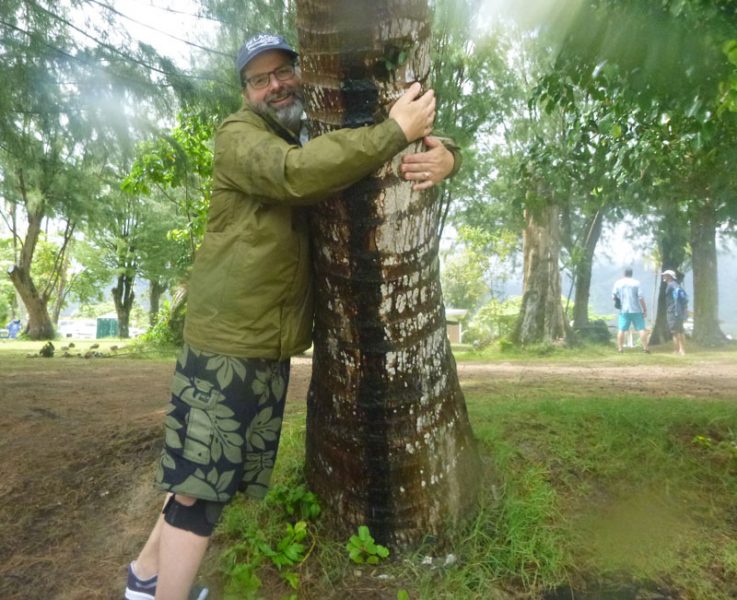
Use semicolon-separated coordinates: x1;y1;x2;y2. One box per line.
213;117;408;206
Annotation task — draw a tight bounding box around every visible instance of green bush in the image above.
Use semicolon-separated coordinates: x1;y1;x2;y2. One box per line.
464;297;522;348
142;300;185;347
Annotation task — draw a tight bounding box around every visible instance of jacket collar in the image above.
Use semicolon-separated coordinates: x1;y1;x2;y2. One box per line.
241;102;301;145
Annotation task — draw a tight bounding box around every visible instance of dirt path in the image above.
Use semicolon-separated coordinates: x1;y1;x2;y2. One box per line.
1;354;735;599
456;358;737;401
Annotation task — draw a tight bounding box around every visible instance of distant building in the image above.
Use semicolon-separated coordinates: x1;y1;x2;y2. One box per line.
445;308;468;344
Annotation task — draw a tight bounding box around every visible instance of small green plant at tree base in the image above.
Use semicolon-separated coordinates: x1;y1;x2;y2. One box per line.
346;525;390;565
267;483;321;522
223;561;261;600
257;521;309;571
221;521;311;594
397;589;410;600
219;479;321;597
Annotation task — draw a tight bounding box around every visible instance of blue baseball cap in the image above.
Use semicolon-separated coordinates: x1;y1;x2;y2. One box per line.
235;33;298;75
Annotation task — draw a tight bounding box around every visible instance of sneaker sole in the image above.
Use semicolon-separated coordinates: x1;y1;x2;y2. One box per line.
124;584;207;600
124;589;154;600
193;588;209;600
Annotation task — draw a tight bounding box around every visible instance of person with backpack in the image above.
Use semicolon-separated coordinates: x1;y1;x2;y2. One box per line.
662;269;688;355
612;268;650;353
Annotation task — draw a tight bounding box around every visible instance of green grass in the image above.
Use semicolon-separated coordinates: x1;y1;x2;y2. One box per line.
468;395;737;594
452;338;737;364
5;337;735;597
0;337;178;360
206;357;737;600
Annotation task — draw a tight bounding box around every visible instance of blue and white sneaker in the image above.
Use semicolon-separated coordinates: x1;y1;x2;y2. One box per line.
124;562;209;600
124;563;157;600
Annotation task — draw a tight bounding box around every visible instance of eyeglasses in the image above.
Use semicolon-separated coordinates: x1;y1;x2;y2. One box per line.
244;64;297;90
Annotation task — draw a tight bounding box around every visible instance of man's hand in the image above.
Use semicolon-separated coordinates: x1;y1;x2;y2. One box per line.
400;136;455;191
389;82;435;144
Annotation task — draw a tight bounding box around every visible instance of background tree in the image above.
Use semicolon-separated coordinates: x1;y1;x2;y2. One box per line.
0;0;197;338
544;0;737;345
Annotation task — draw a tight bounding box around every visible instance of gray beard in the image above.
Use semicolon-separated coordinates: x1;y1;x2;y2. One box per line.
252;96;304;134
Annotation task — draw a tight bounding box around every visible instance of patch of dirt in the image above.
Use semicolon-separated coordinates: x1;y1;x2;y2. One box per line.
456;356;737;401
0;353;734;599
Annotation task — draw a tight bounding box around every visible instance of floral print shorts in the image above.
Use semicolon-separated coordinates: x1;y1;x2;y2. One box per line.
155;343;290;502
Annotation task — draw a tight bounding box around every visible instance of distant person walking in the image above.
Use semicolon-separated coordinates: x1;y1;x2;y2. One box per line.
6;319;21;339
662;269;688;355
612;268;650;353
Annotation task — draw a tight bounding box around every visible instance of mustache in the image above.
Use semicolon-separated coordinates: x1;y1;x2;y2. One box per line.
265;88;304;105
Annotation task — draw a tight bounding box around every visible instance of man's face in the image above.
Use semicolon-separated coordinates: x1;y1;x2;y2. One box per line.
242;50;303;131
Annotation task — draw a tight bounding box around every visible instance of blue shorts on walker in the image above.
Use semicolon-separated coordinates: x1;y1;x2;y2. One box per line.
618;312;645;332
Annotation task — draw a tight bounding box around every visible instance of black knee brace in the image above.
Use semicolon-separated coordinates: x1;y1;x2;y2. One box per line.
162;495;226;537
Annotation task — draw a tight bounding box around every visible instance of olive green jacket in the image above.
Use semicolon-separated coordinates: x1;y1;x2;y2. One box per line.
183;105;409;359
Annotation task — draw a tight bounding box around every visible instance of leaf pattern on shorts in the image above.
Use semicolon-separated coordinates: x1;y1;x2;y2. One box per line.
165;426;183;450
200;397;244;465
252;364;286;405
244;450;275;482
159;349;289;503
177;344;202;369
161;452;176;470
171;373;225;410
205;355;247;389
246;406;282;451
176;467;237;501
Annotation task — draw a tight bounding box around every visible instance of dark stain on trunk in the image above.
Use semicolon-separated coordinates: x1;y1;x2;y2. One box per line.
339;55;396;545
349;196;394;544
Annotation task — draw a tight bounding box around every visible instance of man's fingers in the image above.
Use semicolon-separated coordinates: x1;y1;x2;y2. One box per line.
398;81;422;104
412;180;434;191
401;164;432;178
423;135;441;148
389;84;435;143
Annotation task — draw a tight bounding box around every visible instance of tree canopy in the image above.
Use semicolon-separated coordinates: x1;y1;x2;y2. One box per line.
1;0;736;343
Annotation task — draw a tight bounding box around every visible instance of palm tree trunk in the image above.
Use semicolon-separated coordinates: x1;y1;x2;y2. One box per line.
297;0;480;548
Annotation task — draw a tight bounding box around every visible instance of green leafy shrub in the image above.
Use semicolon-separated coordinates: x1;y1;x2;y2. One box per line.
464;296;522;348
142;300;185;347
346;525;390;565
267;483;321;522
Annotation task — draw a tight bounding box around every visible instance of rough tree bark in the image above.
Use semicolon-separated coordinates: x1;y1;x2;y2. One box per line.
297;0;480;548
514;202;568;345
148;278;167;327
112;273;134;338
7;170;54;339
571;209;604;330
690;200;726;346
650;206;689;346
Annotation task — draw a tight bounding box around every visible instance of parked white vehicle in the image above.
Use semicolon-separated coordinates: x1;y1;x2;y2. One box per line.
57;319;97;339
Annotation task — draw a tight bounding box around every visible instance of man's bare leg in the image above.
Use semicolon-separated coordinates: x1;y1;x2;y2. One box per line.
133;514;165;580
132;494;171;580
155;495;211;600
676;333;686;355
